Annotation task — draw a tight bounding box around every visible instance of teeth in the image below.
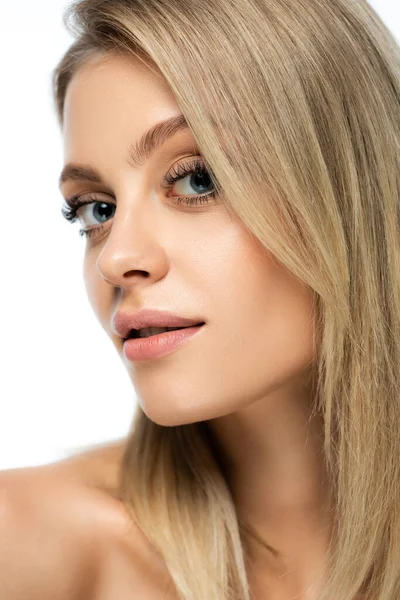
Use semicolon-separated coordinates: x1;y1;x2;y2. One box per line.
138;326;183;338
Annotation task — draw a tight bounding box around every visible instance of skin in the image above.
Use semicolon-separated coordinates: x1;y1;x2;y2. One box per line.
59;51;333;598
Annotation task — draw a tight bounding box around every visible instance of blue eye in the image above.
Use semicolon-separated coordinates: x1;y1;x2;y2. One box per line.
61;197;116;238
61;157;220;238
161;157;218;205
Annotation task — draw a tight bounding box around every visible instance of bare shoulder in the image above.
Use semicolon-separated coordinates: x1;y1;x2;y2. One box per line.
0;442;175;599
0;463;104;599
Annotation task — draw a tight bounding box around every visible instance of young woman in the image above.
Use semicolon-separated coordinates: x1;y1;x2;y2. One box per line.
1;0;399;599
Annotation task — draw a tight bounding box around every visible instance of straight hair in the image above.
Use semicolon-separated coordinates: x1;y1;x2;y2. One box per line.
53;1;400;598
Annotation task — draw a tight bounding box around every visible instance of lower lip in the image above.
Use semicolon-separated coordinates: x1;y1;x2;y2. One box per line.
123;324;205;362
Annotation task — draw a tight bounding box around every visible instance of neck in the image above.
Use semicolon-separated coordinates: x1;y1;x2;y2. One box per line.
206;370;333;588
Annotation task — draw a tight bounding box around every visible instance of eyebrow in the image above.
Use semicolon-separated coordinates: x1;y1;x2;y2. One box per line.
59;113;190;188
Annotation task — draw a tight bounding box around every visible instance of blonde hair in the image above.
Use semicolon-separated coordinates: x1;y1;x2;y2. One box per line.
52;1;400;598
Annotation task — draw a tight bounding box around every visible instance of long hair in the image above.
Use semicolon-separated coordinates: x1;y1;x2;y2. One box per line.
52;1;400;598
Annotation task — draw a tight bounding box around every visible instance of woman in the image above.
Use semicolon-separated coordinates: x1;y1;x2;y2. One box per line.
1;0;399;598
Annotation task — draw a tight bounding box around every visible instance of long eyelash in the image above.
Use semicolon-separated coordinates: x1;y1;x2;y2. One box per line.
161;158;215;188
61;195;94;224
61;201;79;224
61;158;219;236
162;158;219;206
61;195;106;237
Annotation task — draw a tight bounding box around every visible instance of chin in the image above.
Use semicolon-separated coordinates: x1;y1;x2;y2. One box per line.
139;395;240;428
139;406;202;427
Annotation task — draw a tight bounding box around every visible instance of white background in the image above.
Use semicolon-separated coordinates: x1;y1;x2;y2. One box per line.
1;1;399;470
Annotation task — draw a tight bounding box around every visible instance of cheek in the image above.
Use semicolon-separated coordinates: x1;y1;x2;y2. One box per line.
206;233;317;396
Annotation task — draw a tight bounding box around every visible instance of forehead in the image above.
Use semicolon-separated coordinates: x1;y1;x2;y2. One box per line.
65;51;174;107
63;54;181;161
64;55;178;129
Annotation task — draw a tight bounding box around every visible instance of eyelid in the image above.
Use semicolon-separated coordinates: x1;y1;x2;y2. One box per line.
64;155;207;204
62;157;218;238
64;154;216;215
64;191;114;206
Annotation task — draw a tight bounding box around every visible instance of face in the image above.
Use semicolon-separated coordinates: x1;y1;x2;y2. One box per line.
61;53;317;427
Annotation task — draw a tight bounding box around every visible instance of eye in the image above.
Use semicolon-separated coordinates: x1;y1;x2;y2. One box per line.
76;200;116;228
61;194;116;238
61;158;221;238
168;162;214;196
161;157;219;207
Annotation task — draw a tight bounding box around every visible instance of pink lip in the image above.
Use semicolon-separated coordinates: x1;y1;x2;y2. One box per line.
123;324;205;362
112;309;205;339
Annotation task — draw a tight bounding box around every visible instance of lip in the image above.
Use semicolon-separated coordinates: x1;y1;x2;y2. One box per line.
112;309;206;340
123;324;205;362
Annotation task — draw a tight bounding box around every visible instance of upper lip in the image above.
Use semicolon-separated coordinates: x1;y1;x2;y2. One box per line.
112;309;205;339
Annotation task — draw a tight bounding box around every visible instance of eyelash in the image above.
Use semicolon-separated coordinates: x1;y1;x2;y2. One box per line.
61;158;219;238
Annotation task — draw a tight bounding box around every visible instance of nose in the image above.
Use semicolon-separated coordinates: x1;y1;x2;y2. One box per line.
95;200;169;290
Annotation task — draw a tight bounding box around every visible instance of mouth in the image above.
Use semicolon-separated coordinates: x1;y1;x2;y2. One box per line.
126;323;206;340
122;322;206;362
